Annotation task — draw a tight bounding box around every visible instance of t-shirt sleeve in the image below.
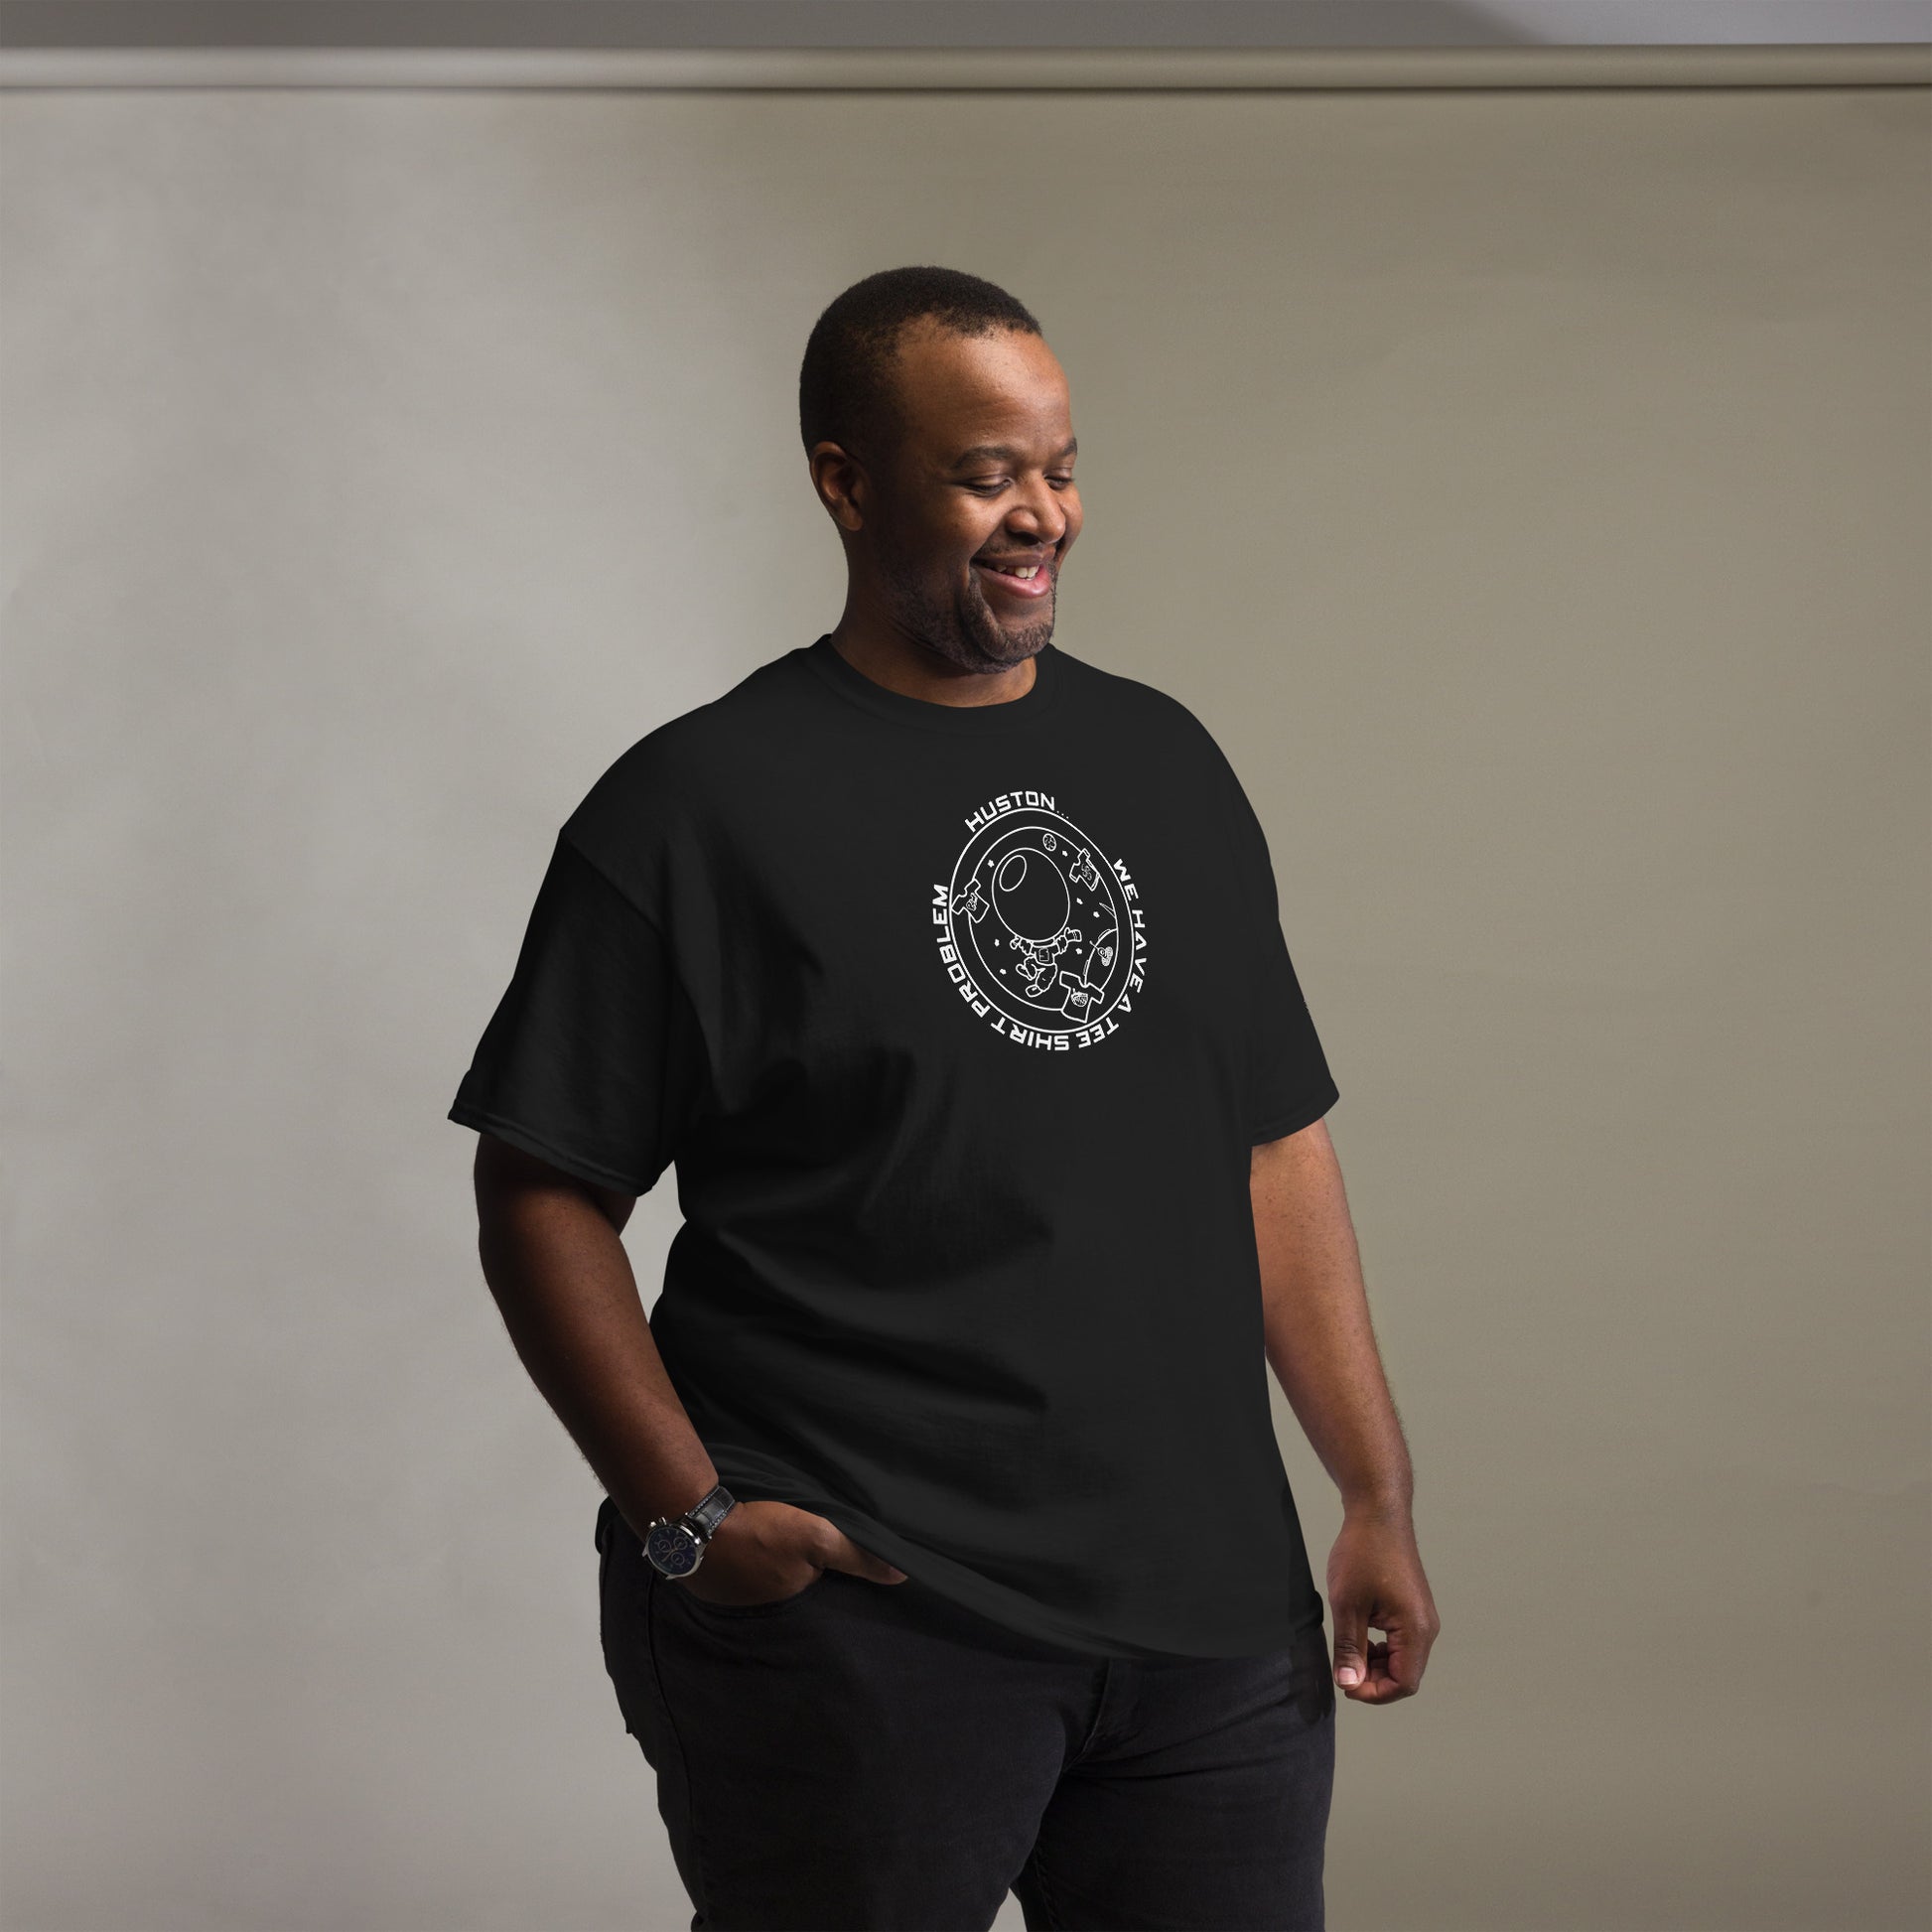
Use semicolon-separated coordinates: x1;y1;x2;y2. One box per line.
447;830;708;1194
1215;756;1340;1144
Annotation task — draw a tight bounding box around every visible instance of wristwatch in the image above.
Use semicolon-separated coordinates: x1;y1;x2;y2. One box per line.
642;1482;738;1578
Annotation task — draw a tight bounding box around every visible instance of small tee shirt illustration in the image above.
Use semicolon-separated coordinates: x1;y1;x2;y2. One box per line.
932;789;1148;1049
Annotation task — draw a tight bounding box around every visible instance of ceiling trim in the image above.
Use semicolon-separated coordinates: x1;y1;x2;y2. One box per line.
2;43;1927;90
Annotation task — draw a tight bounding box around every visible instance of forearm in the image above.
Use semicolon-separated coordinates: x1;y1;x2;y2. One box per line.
1251;1121;1443;1698
473;1148;717;1539
1251;1119;1412;1515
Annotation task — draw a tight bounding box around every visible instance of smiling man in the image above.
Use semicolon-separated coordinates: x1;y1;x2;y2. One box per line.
451;265;1438;1931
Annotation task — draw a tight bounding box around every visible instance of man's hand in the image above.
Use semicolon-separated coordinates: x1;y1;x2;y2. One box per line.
674;1498;909;1607
1326;1503;1440;1703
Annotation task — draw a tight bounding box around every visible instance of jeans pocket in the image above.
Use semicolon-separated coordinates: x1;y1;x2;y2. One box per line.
1283;1618;1337;1729
665;1565;837;1618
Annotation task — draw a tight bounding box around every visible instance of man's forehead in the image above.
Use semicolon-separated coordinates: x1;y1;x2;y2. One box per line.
893;334;1069;447
897;322;1058;392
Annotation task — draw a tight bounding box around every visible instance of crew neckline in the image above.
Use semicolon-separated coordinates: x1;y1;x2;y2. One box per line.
800;632;1064;735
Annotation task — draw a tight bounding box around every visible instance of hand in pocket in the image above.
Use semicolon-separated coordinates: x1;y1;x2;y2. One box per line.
674;1499;908;1607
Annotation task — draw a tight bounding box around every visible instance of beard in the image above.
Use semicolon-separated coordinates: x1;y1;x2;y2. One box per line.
873;547;1056;677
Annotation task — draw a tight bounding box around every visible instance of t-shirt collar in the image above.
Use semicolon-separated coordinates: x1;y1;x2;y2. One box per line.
801;632;1064;735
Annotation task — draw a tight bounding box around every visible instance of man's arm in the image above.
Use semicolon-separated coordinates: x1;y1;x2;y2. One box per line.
472;1131;720;1537
1251;1116;1441;1702
469;1131;904;1602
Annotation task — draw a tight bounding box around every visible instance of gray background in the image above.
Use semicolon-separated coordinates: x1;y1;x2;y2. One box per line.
3;15;1928;1932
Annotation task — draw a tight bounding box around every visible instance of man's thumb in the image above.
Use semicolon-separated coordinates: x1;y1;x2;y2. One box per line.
1331;1605;1367;1687
826;1530;908;1586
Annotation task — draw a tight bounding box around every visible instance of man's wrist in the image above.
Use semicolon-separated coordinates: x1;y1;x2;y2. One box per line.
620;1464;722;1528
642;1478;738;1577
1340;1482;1414;1523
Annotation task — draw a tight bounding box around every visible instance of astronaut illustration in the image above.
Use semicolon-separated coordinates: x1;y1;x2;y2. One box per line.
950;828;1120;1022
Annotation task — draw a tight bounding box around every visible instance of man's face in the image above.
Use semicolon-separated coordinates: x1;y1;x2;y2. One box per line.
817;322;1082;676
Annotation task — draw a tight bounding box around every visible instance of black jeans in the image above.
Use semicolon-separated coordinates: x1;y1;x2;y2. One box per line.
596;1496;1335;1932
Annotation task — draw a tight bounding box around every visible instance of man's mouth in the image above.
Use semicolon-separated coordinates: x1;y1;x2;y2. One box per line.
974;556;1054;601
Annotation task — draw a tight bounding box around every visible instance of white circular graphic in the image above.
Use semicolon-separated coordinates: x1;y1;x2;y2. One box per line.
931;792;1148;1049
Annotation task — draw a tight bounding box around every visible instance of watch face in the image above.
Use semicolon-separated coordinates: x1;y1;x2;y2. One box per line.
644;1521;702;1577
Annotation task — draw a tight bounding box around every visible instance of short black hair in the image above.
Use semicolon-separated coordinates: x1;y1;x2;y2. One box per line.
798;266;1042;472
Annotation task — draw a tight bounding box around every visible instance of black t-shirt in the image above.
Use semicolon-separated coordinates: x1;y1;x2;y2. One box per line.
449;633;1339;1659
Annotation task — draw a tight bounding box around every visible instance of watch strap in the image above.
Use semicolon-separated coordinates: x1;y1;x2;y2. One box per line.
682;1482;736;1541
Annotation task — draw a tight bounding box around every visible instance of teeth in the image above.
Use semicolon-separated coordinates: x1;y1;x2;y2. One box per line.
985;563;1038;578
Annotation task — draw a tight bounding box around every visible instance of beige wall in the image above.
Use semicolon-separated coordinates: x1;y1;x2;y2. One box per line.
3;68;1926;1932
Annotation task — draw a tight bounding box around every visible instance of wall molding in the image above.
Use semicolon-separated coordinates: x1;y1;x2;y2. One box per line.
3;43;1928;90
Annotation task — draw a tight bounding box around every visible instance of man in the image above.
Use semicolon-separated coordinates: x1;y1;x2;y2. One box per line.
450;265;1439;1932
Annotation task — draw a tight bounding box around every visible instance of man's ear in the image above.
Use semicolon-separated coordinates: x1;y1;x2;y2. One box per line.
808;441;869;535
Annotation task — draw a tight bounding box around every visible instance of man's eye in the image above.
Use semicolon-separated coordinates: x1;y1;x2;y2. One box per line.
967;477;1075;493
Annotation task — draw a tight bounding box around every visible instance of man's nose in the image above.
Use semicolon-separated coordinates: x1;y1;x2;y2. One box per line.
1000;500;1068;547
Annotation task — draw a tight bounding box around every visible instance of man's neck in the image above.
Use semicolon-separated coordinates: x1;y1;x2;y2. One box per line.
826;622;1038;710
